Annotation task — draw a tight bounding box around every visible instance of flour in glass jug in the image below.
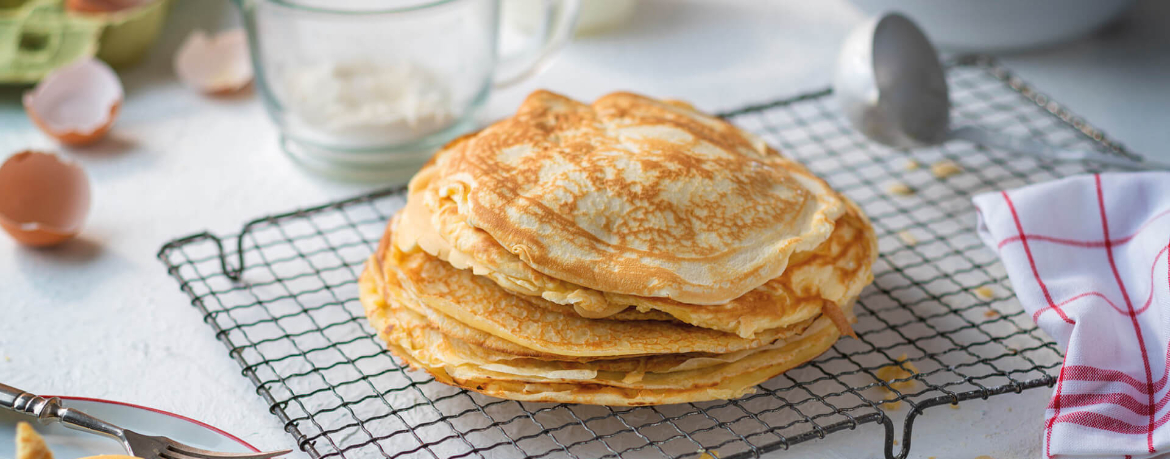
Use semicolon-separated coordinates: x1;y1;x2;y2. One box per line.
280;60;456;148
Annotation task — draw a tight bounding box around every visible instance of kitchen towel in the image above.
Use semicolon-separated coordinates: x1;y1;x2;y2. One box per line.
974;172;1170;459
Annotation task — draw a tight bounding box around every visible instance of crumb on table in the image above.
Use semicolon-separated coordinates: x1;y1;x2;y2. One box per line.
887;182;915;196
984;309;1000;318
897;230;918;246
931;160;962;178
904;159;921;171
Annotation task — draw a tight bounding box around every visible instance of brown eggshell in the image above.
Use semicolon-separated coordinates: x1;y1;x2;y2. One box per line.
0;151;92;247
65;0;151;13
23;58;124;146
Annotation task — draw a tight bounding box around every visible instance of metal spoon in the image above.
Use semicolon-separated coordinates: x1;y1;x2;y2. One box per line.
833;13;1167;170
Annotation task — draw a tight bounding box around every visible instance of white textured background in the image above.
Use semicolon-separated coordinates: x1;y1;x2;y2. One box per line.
2;1;1168;458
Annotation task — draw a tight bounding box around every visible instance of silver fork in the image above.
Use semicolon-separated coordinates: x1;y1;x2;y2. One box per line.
2;383;291;459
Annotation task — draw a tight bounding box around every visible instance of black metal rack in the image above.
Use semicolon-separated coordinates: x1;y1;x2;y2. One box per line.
158;56;1139;459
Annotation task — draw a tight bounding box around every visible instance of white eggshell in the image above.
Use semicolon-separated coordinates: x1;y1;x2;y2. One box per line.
174;29;253;95
23;58;123;146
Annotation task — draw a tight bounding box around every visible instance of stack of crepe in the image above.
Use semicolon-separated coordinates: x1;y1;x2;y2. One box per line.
360;91;877;405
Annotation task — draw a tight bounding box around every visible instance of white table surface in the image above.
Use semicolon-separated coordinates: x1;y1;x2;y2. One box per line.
2;1;1168;458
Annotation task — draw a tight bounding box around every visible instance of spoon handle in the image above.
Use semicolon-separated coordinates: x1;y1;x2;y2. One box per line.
948;125;1169;171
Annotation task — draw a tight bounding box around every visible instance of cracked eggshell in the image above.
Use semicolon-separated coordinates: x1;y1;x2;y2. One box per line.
174;29;253;95
23;58;123;146
0;151;92;247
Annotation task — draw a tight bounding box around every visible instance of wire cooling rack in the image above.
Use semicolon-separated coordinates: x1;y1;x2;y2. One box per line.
158;56;1143;459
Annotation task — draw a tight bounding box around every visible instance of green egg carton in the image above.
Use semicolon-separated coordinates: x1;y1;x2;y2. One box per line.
0;0;169;84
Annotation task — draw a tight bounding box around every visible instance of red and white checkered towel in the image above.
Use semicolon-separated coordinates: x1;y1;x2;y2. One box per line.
974;172;1170;459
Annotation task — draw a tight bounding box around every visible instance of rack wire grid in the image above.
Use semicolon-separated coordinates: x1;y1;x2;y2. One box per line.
158;56;1143;459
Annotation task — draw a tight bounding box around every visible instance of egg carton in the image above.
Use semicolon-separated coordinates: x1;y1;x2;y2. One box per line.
0;0;168;83
158;56;1143;459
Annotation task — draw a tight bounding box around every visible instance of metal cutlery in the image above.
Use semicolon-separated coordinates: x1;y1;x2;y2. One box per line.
834;13;1169;170
1;383;291;459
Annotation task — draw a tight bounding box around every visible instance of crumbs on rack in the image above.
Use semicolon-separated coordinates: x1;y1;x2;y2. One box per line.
931;160;962;178
887;182;915;196
877;354;920;410
974;285;995;300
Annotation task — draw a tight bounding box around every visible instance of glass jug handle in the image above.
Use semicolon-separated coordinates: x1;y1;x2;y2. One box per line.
493;0;579;88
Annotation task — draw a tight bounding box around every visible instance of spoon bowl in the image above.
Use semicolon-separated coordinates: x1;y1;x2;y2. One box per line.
834;12;1166;170
835;13;949;149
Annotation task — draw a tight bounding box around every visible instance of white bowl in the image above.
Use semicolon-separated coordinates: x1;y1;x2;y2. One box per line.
846;0;1138;52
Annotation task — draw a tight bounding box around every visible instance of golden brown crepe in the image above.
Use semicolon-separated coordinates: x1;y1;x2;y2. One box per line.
15;422;53;459
423;91;846;307
398;170;876;337
360;90;878;406
360;253;849;405
14;422;144;459
374;219;818;357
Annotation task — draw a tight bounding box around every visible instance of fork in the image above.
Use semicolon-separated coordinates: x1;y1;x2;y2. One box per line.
1;383;291;459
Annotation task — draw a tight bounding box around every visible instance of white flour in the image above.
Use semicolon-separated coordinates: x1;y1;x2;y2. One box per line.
280;61;455;146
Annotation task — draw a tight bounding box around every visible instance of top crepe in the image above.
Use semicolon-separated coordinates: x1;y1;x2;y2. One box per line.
429;91;845;305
